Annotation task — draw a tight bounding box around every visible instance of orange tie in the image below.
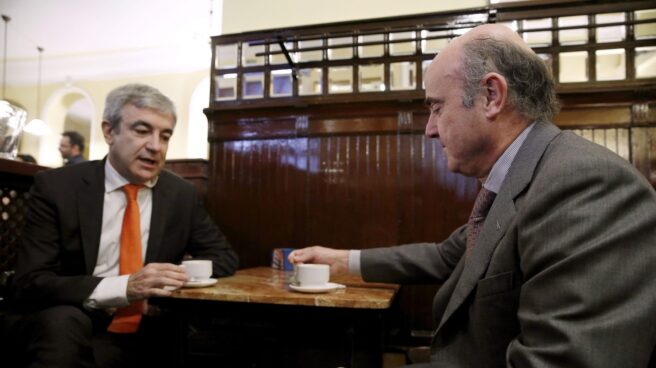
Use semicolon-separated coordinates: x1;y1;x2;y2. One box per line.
107;184;144;333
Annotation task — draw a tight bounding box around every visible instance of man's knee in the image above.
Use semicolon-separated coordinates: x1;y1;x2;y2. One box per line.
13;305;95;368
27;305;93;341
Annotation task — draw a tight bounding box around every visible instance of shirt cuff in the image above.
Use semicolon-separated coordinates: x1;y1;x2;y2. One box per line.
348;250;362;276
83;275;130;310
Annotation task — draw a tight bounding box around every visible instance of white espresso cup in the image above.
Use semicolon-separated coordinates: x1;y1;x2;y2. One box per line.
182;260;212;281
293;264;330;287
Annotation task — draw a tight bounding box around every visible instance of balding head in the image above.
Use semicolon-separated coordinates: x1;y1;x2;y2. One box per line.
427;24;559;123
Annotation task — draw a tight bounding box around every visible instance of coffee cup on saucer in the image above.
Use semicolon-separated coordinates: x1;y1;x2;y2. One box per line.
292;264;330;287
182;260;212;282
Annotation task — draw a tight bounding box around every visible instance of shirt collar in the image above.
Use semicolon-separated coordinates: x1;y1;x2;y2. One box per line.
104;159;158;193
483;122;536;194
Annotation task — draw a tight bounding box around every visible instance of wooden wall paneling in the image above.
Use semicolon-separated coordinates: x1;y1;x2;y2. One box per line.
305;131;401;249
209;138;308;268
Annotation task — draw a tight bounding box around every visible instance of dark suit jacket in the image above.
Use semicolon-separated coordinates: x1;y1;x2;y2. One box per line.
64;155;86;166
361;121;656;367
12;159;238;310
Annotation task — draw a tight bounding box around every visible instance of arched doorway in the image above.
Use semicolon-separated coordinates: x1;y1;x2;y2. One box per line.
38;87;95;167
187;77;210;159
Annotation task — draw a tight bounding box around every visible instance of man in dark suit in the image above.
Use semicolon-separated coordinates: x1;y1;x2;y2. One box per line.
290;25;656;367
59;130;87;166
10;83;239;368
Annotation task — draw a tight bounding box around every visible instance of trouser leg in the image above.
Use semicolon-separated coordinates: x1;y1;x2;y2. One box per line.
13;305;95;368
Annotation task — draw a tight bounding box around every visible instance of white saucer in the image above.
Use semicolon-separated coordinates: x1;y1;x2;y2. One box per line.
184;278;218;288
289;282;346;293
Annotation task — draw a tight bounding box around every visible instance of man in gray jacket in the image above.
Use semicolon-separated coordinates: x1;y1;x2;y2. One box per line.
290;24;656;367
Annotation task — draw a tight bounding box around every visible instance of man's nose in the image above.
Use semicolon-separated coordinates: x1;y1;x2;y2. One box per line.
425;119;439;138
146;135;162;151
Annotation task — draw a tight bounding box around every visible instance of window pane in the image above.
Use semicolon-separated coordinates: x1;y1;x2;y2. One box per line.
242;41;264;66
596;13;625;43
390;31;416;56
215;43;238;69
390;62;416;90
522;18;552;47
538;54;553;75
270;42;296;65
359;64;384;92
559;51;588;82
635;9;656;40
299;68;323;95
328;66;353;94
636;46;656;78
421;30;449;54
358;34;384;58
422;60;431;89
270;70;293;97
243;72;264;99
498;21;518;32
215;74;237;100
596;49;626;81
559;15;588;45
299;39;323;62
328;37;353;60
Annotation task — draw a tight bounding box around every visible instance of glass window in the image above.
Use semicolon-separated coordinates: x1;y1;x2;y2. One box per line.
635;9;656;40
270;69;293;97
299;68;323;95
635;46;656;78
390;31;416;56
422;60;432;89
559;51;588;82
359;64;385;92
390;62;416;90
242;72;264;99
299;38;323;62
358;34;384;58
242;41;265;67
215;74;237;101
421;29;450;54
328;66;353;94
595;13;625;43
538;54;554;75
522;18;552;47
498;21;518;32
559;15;588;45
596;49;626;81
269;42;296;65
215;43;238;69
328;37;353;60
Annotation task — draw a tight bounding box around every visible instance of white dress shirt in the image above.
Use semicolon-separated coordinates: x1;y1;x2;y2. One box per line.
84;160;157;310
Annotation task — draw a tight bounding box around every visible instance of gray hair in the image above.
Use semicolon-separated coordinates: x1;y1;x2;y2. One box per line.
459;35;560;123
103;83;177;131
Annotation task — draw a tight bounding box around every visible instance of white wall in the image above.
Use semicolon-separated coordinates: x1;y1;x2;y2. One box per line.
222;0;486;34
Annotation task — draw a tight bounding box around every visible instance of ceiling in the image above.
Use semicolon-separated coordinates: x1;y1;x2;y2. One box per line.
0;0;222;85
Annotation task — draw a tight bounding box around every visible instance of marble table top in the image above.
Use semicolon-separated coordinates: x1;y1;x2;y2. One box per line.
168;266;399;309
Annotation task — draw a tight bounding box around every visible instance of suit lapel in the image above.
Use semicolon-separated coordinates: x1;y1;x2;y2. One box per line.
145;174;168;263
437;121;561;331
78;161;106;274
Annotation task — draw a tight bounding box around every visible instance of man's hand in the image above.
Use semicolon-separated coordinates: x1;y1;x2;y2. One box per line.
288;246;349;274
126;263;187;301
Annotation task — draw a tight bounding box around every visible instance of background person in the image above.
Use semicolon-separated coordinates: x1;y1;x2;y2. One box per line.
59;130;87;166
10;83;239;368
290;24;656;367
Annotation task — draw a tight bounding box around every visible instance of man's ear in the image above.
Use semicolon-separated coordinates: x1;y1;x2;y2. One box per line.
101;121;114;145
482;72;507;120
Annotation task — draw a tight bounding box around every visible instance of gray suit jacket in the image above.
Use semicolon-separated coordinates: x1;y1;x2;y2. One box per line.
362;121;656;367
13;159;239;310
